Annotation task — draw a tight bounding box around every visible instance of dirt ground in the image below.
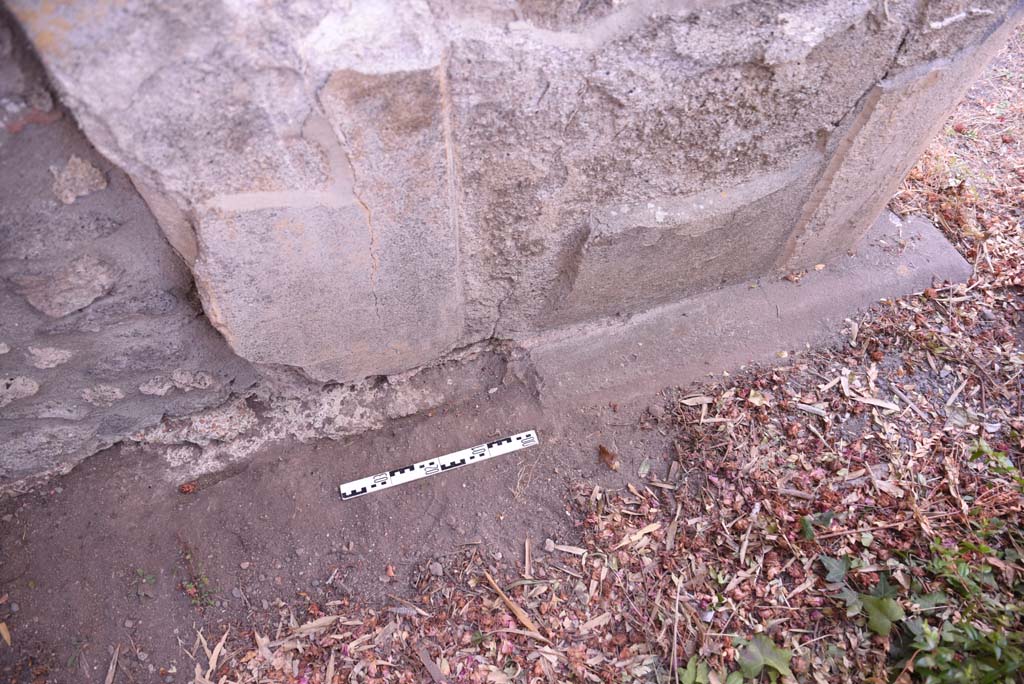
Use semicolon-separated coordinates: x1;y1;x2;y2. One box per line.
0;380;677;683
3;24;1024;684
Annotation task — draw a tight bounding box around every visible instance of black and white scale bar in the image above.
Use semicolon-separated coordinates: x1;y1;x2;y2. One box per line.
338;430;540;501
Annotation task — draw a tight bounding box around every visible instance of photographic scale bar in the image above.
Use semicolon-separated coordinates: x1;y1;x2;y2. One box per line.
338;429;540;501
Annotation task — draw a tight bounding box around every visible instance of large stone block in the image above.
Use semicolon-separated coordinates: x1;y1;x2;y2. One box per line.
6;0;1021;383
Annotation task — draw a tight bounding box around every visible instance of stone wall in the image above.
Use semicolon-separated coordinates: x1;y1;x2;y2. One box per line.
0;14;256;492
1;1;1021;491
6;0;1020;385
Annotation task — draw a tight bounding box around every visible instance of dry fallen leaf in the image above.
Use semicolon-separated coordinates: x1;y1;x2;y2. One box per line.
598;445;620;471
178;481;199;494
748;389;770;407
0;622;10;647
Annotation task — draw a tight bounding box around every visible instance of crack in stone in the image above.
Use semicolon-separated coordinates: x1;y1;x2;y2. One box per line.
353;192;382;321
775;26;910;269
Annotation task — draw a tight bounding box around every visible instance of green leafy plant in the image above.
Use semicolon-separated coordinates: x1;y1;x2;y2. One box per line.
677;655;743;684
677;655;709;684
819;554;852;584
178;539;216;607
829;571;906;636
737;635;792;682
862;594;905;636
132;567;157;599
801;511;835;540
901;618;1024;683
181;576;215;607
887;515;1024;683
971;439;1024;490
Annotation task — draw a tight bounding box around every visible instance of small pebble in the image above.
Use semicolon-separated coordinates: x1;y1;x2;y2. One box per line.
137;651;148;662
428;562;443;577
240;561;250;570
493;551;503;561
649;404;666;419
981;309;996;321
261;599;269;610
124;619;134;629
165;675;174;683
9;602;19;613
231;587;242;599
311;578;320;587
544;538;555;553
258;574;266;582
294;548;306;557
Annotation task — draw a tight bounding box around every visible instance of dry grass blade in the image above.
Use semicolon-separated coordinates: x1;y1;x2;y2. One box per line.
852;396;900;411
578;612;611;635
892;385;930;420
415;644;448;683
612;522;660;550
482;571;548;642
104;645;119;684
796;402;828;417
524;538;532;579
325;651;335;684
193;629;229;684
388;593;431;617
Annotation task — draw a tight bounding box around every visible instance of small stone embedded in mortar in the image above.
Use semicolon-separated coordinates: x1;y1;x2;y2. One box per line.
50;155;107;204
26;346;73;369
0;376;39;408
81;385;125;407
11;254;118;318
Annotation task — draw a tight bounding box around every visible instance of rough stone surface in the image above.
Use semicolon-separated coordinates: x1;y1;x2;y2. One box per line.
9;0;1020;384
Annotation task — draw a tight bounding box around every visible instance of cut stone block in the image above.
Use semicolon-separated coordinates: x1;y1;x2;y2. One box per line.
522;212;972;407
